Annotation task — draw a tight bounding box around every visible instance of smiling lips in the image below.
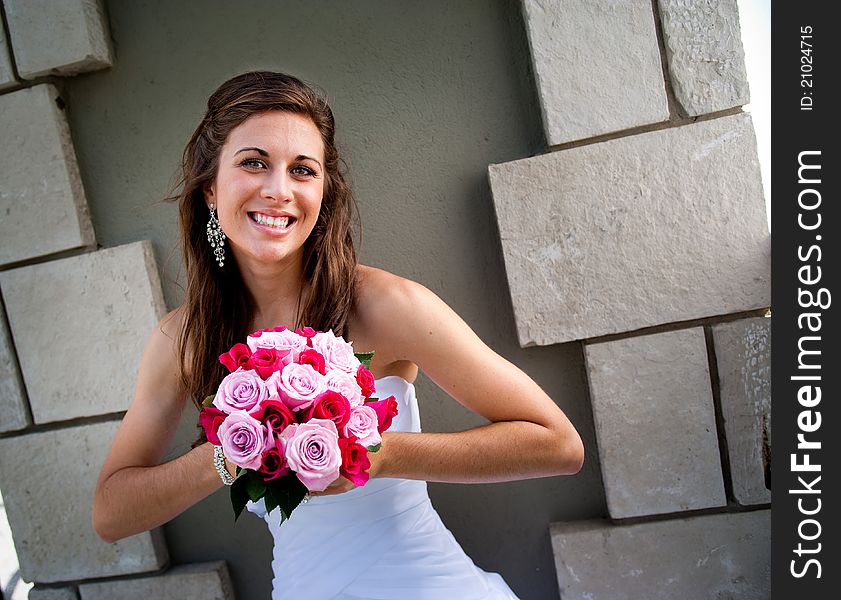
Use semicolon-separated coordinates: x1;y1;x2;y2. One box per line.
249;211;295;230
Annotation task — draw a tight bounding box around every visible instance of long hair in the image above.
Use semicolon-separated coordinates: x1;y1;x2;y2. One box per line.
165;71;359;444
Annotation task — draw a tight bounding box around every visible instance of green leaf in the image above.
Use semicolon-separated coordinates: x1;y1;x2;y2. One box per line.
264;482;281;516
355;351;375;370
364;397;379;403
230;474;250;522
202;394;215;407
245;471;267;502
271;471;309;523
367;442;381;453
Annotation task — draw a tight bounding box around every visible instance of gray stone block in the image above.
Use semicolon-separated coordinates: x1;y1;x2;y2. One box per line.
0;84;96;266
521;0;669;146
712;317;771;505
584;328;726;519
489;112;769;347
0;421;168;583
658;0;750;116
28;587;79;600
0;23;17;91
0;241;166;423
0;309;30;432
79;562;234;600
550;510;770;599
3;0;114;79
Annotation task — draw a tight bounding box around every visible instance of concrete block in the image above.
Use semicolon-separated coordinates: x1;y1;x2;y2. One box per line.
28;587;79;600
584;328;726;518
0;84;96;266
0;241;166;423
79;562;234;600
658;0;750;116
521;0;669;146
550;510;770;599
0;23;17;91
712;317;771;505
0;421;168;583
3;0;114;79
0;309;30;432
489;113;769;346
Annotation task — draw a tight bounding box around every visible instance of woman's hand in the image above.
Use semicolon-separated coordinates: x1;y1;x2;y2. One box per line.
309;437;388;497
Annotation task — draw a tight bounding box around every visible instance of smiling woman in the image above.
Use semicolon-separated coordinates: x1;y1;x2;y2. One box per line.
91;71;583;600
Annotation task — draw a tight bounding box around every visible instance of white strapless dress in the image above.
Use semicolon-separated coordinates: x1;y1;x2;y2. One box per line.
246;375;520;599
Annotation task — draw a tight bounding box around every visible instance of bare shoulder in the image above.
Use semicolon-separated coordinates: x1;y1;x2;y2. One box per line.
353;264;435;334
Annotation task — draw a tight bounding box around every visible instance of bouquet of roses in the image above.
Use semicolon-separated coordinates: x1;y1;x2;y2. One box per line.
199;326;399;523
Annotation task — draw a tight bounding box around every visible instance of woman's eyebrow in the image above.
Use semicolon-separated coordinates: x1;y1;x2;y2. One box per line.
233;147;322;168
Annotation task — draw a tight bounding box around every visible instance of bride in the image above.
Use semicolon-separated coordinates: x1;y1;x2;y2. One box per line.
92;71;584;599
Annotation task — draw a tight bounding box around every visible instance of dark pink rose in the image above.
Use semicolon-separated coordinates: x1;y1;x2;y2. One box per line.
339;436;371;487
259;438;290;481
296;327;317;343
302;390;352;431
199;406;226;445
297;348;327;375
246;347;294;379
219;343;253;373
252;398;297;437
366;395;399;433
356;365;376;399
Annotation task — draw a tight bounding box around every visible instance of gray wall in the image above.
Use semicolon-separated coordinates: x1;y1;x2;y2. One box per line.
60;1;603;598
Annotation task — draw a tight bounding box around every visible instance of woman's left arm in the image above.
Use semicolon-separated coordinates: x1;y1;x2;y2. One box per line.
371;276;584;484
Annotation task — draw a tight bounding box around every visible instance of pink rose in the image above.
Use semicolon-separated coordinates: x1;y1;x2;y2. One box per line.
217;412;267;470
246;347;294;379
356;365;376;399
275;363;326;412
199;406;226;445
366;395;399;433
259;437;290;481
219;343;253;373
247;328;308;359
310;331;360;374
343;405;382;448
213;368;269;414
324;369;363;407
297;348;327;375
339;436;371;487
280;418;341;492
302;390;352;431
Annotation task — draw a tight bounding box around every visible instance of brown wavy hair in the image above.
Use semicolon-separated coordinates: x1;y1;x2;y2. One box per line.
164;71;359;444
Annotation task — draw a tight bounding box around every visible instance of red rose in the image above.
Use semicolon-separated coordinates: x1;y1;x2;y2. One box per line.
259;439;290;481
366;395;399;433
199;406;226;445
339;436;371;487
296;326;317;345
297;348;326;375
302;390;351;430
250;325;287;337
252;399;297;436
246;347;293;379
218;343;252;373
356;364;376;399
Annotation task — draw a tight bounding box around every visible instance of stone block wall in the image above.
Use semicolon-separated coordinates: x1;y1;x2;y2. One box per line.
489;1;770;596
0;2;232;597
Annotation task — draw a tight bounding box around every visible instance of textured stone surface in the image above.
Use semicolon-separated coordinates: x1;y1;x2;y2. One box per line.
712;317;771;505
584;328;726;518
488;113;769;347
0;309;30;432
521;0;668;145
658;0;750;116
28;587;79;600
79;562;234;600
0;421;168;583
3;0;114;79
0;241;166;423
0;23;17;91
0;84;96;266
550;510;771;599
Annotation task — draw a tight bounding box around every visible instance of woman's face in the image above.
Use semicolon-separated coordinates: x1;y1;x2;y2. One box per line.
205;110;325;271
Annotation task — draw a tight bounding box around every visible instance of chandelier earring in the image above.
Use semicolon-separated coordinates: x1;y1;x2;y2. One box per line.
206;202;226;267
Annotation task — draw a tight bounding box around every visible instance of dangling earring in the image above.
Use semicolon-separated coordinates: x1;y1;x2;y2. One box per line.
207;202;226;267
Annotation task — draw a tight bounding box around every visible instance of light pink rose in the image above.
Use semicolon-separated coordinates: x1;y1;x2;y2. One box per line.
247;328;308;360
212;368;269;414
280;418;341;492
311;331;361;374
324;368;364;407
343;405;382;448
276;363;326;412
218;412;267;470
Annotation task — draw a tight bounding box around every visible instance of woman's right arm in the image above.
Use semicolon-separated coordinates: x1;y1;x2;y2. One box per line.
92;307;228;543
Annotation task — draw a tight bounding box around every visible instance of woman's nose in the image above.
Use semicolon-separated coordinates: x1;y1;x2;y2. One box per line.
262;170;293;202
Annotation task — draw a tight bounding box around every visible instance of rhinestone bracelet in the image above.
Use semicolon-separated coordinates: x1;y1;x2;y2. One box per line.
213;445;235;486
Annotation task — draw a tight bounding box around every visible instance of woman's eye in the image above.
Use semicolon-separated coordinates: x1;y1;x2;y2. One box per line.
291;165;316;177
240;158;266;169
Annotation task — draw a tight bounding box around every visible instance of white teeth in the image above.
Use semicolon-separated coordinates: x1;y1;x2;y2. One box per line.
253;213;290;229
